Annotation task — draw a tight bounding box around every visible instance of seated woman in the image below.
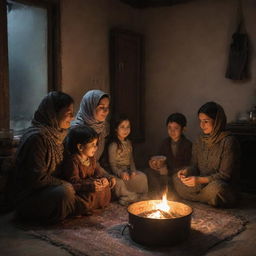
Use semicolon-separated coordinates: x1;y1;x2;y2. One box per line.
11;92;91;224
173;102;240;207
72;90;116;187
62;125;112;213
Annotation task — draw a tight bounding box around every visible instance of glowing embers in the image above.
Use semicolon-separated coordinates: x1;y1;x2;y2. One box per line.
138;193;182;219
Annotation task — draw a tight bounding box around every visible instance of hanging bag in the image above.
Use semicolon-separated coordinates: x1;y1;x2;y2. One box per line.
225;0;249;80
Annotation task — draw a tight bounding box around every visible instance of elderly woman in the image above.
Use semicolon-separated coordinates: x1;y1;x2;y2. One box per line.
12;92;91;224
73;90;140;204
173;102;240;207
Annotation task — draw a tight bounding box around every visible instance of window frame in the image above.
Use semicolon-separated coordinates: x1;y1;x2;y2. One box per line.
0;0;61;130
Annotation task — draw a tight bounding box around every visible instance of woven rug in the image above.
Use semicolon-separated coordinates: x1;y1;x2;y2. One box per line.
21;201;247;256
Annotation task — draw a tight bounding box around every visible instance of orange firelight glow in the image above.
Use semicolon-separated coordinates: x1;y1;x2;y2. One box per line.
156;193;170;212
147;193;171;219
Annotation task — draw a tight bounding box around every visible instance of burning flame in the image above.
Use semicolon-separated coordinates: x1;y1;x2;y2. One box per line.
147;193;171;219
156;193;170;213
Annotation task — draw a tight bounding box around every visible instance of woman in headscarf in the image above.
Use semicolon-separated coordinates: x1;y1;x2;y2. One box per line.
73;90;111;162
11;91;91;224
173;102;240;207
73;90;141;204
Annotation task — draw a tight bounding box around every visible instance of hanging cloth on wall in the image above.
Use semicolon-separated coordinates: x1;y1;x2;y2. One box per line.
225;0;249;80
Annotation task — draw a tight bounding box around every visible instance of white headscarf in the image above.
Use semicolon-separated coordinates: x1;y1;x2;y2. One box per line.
73;90;110;160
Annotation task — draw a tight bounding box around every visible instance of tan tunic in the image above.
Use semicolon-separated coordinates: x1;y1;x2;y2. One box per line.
191;135;240;183
108;140;148;200
173;135;240;207
108;140;136;177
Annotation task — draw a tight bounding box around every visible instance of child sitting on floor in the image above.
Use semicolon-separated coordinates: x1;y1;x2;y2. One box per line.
146;112;192;198
108;114;148;206
62;125;115;215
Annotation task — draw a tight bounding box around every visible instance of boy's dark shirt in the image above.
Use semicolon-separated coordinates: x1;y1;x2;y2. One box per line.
158;135;192;176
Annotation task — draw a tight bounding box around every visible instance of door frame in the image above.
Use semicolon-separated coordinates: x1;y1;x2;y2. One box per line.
109;28;145;142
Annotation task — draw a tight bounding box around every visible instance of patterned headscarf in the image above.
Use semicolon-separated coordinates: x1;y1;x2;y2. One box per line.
73;90;110;160
17;92;69;172
200;102;230;147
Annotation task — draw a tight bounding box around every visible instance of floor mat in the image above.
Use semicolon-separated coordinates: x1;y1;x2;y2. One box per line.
18;201;248;256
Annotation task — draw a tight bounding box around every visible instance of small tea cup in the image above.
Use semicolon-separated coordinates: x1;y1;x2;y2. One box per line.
149;155;167;170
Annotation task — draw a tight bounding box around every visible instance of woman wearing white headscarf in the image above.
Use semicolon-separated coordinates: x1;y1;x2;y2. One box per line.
73;90;139;204
73;90;110;161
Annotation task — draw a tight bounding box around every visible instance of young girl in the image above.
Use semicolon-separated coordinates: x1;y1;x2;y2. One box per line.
62;125;114;214
108;115;148;205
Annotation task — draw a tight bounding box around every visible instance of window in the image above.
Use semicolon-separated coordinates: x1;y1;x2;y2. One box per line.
0;0;60;134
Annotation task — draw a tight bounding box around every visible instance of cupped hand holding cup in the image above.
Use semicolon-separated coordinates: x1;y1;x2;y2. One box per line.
149;155;168;175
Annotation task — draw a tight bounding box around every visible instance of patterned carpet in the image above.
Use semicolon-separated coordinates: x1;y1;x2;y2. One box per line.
19;200;248;256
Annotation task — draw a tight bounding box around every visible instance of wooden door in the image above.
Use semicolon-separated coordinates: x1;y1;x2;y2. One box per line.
110;29;144;142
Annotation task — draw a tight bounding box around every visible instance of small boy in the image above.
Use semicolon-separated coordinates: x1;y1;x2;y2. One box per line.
146;113;192;198
158;113;192;175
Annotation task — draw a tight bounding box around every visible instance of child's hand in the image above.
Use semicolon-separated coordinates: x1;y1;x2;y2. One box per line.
93;180;104;192
121;172;130;181
109;177;116;189
100;177;109;188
